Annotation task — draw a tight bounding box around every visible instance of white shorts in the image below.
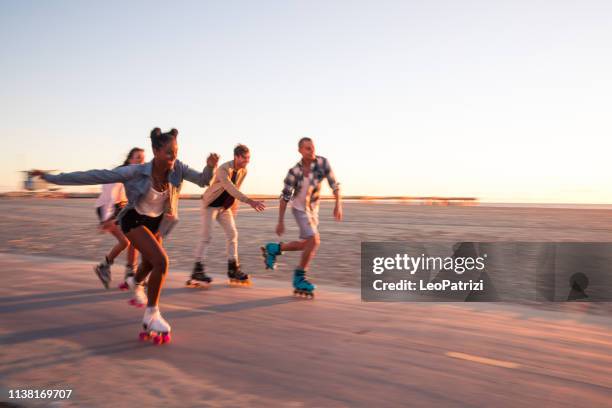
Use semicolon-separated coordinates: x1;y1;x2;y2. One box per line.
292;207;319;239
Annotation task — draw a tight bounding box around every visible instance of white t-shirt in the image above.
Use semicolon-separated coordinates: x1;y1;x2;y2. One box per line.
292;173;313;212
95;183;127;222
135;185;168;217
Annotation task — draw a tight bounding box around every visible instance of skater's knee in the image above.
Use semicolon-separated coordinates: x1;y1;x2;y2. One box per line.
309;234;320;247
152;253;169;273
119;237;130;250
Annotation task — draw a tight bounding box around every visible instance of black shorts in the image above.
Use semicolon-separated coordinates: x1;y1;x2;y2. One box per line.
96;203;124;224
120;208;163;235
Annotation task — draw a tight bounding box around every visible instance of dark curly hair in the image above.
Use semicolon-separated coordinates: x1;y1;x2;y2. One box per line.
150;127;178;150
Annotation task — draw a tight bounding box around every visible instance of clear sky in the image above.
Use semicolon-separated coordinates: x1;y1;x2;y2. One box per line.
1;0;611;203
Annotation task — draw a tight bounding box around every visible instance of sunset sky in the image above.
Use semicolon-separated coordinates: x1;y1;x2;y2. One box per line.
2;1;611;203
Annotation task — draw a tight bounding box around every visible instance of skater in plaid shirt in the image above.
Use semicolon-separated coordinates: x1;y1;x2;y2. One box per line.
261;137;343;297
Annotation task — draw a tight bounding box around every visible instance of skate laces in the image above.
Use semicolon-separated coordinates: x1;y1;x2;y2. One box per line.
144;308;160;322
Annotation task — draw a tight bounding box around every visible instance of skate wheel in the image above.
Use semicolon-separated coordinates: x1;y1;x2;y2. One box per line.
139;332;150;341
293;290;314;299
118;282;129;291
128;299;145;308
152;335;162;345
161;333;171;343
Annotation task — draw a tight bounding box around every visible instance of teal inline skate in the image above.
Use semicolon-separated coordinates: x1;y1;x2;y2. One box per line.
261;242;282;270
293;269;315;298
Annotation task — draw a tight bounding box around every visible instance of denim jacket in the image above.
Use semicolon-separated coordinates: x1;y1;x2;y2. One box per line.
43;159;215;236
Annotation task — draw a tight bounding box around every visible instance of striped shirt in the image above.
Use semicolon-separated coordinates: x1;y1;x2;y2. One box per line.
280;156;340;209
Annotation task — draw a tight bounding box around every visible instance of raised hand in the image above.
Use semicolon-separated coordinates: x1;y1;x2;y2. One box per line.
29;170;46;177
206;153;220;168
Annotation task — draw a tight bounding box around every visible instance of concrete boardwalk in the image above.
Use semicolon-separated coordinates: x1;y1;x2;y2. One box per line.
1;252;611;407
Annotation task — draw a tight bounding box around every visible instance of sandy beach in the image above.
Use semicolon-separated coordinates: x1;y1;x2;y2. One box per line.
2;197;612;289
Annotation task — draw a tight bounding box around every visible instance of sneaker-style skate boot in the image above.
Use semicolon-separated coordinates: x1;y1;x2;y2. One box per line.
139;308;171;344
186;262;213;288
261;242;282;270
94;258;112;289
126;275;147;307
293;269;315;298
227;260;251;286
118;264;136;291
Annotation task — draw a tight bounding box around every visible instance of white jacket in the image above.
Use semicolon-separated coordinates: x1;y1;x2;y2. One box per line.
95;183;127;221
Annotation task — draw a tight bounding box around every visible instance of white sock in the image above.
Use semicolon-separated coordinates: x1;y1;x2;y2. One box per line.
146;306;158;314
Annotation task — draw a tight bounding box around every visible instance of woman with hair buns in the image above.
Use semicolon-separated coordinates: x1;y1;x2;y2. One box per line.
31;128;219;344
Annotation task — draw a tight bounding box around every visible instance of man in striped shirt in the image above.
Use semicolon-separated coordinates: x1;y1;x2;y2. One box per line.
261;137;342;297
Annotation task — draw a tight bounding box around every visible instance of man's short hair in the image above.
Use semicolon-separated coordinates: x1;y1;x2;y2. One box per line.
234;144;249;157
298;137;313;148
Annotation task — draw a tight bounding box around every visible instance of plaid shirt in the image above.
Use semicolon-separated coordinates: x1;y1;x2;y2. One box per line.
281;155;340;209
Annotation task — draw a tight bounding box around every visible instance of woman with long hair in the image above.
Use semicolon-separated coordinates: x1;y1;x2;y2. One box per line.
31;128;218;344
94;147;145;289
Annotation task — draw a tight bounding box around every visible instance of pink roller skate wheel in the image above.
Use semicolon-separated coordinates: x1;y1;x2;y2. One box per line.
139;332;149;341
128;299;144;308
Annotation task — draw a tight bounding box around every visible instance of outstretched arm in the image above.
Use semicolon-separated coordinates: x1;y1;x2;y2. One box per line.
182;153;219;187
218;166;265;212
32;166;136;186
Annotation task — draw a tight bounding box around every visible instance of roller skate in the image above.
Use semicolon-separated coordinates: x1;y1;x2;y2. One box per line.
139;307;171;345
126;275;147;307
93;257;112;289
261;242;282;270
227;260;251;287
293;269;315;298
186;262;212;288
118;264;136;291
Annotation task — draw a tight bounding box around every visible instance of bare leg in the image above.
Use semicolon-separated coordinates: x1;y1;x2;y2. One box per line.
279;234;320;270
135;257;153;283
299;235;320;270
106;223;129;262
125;227;168;307
281;240;308;251
127;244;138;268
